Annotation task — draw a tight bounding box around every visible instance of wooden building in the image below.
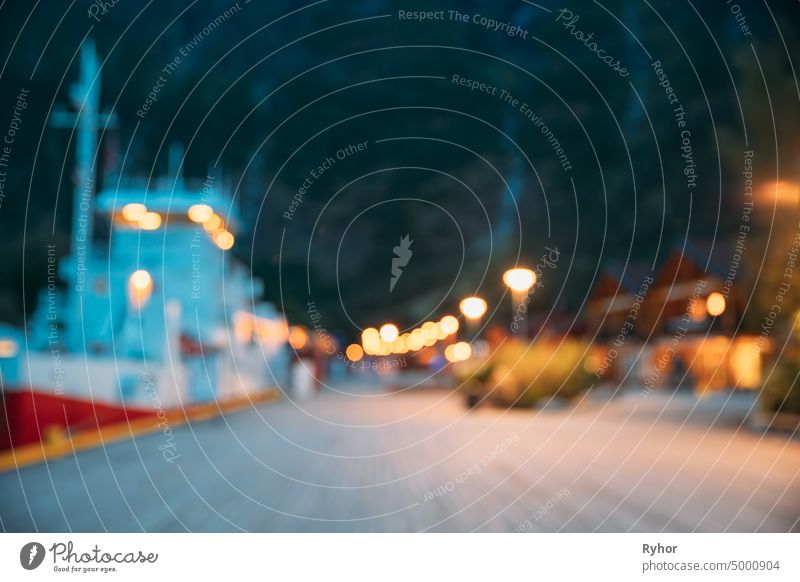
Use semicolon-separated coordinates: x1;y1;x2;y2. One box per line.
586;241;762;392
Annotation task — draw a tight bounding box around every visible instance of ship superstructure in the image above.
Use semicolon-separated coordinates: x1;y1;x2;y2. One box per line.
0;40;287;416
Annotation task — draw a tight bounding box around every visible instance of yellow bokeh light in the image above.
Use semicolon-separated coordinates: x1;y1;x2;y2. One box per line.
121;203;147;222
203;214;223;232
188;204;214;223
421;321;437;338
361;327;381;354
407;331;423;351
444;344;458;363
459;296;488;320
452;341;472;361
423;327;438;347
361;327;380;345
361;327;379;343
129;269;152;290
379;323;399;343
439;315;459;335
706;292;726;317
392;336;409;354
128;269;153;308
345;343;364;362
288;326;308;349
503;268;536;292
0;338;18;358
214;229;235;250
139;211;162;230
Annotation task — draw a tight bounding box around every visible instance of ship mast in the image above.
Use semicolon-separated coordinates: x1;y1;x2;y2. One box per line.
49;39;116;351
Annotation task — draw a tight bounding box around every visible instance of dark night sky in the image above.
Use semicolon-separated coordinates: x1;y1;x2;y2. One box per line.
1;0;799;338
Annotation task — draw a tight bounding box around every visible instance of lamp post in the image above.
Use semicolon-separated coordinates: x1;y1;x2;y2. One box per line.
503;267;536;337
459;296;488;341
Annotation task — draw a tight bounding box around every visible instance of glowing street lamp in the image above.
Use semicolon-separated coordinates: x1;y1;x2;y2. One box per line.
503;268;536;293
459;296;487;341
503;267;536;336
379;323;399;343
459;296;488;320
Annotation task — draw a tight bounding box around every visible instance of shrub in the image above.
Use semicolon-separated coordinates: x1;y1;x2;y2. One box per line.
454;338;594;407
760;357;800;415
759;313;800;415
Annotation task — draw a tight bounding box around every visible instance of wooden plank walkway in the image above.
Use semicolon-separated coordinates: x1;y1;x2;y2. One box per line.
1;384;799;532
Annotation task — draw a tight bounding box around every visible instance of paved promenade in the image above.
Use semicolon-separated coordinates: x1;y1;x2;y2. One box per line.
2;382;798;532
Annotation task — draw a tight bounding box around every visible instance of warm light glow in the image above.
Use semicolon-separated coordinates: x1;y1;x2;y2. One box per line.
730;340;761;388
128;270;153;308
129;269;152;291
345;343;364;362
214;229;235;250
761;180;800;206
361;327;381;354
362;327;380;344
139;211;162;230
233;312;254;343
203;214;223;232
121;203;147;222
452;341;472;361
0;339;19;358
422;321;437;335
407;330;424;351
690;298;707;322
188;204;214;223
256;319;289;344
288;326;308;349
379;323;399;343
459;296;488;320
439;315;459;335
503;268;536;292
419;321;437;345
445;342;473;363
706;292;727;317
392;335;409;354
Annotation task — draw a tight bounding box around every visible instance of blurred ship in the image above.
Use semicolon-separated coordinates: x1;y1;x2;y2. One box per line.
0;40;288;449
